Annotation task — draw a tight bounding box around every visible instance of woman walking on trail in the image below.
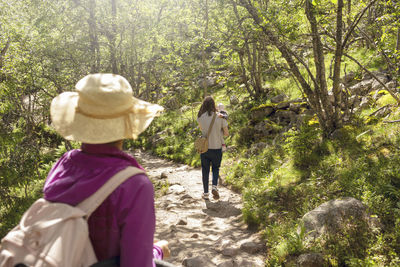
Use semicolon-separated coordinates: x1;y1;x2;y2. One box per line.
197;96;229;200
44;73;170;267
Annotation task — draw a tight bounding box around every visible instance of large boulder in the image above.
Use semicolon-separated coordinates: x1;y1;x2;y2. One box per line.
301;197;371;239
271;94;288;103
297;253;327;267
250;106;274;121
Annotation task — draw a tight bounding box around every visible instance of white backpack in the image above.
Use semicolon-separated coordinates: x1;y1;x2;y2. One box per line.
0;166;144;267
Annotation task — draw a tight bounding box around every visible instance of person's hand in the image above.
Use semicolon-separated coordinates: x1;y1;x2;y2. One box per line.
155;240;170;259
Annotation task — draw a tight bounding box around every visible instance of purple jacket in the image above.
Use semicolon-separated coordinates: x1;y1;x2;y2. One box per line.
43;144;162;267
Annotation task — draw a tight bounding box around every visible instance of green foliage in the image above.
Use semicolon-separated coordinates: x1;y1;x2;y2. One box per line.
265;222;307;265
0;137;68;238
130;109;201;166
283;123;323;169
222;113;400;264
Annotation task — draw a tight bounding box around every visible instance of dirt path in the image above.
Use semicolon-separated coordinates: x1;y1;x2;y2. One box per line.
131;150;266;267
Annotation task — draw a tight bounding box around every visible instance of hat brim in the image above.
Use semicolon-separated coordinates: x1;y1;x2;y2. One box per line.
50;92;163;144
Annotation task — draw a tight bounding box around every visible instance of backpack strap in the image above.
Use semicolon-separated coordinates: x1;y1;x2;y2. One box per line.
206;113;217;138
77;166;145;216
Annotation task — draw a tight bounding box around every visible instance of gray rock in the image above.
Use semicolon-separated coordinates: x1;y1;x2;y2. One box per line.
271;94;288;103
182;255;216;267
198;76;217;88
297;253;327;267
250;106;274;121
289;102;302;113
177;219;188;225
240;241;264;254
217;260;235;267
168;184;185;195
386;80;397;90
276;101;290;109
301;197;368;239
274;110;296;124
371;75;389;91
221;247;239;257
235;259;257;267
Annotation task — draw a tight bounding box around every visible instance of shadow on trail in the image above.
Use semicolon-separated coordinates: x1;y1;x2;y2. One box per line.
202;200;242;218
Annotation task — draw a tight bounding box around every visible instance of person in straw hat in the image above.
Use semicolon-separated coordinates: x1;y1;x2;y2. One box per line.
43;73;169;266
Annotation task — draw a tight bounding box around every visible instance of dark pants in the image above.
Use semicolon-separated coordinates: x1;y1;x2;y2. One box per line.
200;148;223;193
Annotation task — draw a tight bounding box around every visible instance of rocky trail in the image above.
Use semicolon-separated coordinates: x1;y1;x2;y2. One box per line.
131;150;266;267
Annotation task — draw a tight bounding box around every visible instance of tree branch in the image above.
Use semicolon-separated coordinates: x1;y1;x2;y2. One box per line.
342;0;379;49
344;53;400;104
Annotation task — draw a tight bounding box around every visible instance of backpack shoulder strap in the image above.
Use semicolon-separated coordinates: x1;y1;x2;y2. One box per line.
206;113;217;138
77;166;145;216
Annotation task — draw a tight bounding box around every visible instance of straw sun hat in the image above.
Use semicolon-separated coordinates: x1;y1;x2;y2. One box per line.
50;73;164;144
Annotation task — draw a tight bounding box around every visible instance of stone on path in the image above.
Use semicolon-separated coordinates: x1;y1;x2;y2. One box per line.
182;255;216;267
221;247;239;257
217;260;234;267
240;241;264;254
168;184;185;194
133;150;266;267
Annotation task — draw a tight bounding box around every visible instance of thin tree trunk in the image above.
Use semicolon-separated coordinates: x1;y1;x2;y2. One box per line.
110;0;118;74
238;49;253;98
202;0;209;98
0;38;10;81
332;0;344;128
347;0;351;27
305;0;335;134
88;0;99;73
252;42;262;96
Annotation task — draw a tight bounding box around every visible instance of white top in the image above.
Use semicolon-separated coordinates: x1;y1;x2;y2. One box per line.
197;112;228;149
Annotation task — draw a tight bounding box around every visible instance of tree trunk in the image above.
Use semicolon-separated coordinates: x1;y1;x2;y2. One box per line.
305;0;336;135
88;0;100;73
110;0;118;74
347;0;351;27
202;0;209;98
238;49;253;98
331;0;344;129
0;39;10;81
233;1;262;99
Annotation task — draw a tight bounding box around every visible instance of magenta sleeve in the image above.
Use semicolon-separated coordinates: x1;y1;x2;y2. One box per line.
117;174;156;267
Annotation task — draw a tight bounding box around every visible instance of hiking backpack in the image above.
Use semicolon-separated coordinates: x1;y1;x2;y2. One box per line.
0;166;144;267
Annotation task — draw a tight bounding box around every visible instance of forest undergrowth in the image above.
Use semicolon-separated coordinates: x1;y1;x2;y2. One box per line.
2;90;400;266
136;92;400;266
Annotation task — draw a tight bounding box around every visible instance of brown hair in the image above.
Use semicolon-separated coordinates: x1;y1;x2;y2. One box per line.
197;96;216;118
